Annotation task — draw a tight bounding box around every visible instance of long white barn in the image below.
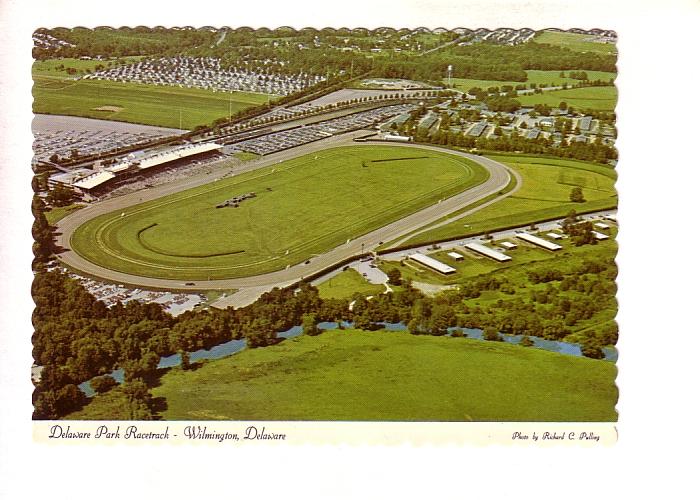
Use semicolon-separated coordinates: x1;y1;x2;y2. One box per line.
516;232;563;251
408;253;456;274
464;242;512;262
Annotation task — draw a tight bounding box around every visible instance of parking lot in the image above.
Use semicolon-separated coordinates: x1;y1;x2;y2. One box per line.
234;104;416;155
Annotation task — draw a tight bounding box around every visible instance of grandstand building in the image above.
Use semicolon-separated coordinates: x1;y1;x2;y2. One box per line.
50;142;223;195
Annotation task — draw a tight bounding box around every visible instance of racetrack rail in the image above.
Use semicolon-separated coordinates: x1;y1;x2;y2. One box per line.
55;133;516;297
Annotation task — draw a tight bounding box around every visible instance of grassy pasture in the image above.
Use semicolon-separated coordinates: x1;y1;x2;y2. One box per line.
33;76;270;130
32;57;145;77
142;329;618;421
446;69;616;92
71;145;488;280
400;155;617;247
516;86;617;112
533;31;618;55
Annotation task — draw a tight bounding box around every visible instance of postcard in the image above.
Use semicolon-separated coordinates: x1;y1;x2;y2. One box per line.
28;22;621;439
3;0;699;498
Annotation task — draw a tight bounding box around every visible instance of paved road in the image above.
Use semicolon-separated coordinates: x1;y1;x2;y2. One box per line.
55;134;514;307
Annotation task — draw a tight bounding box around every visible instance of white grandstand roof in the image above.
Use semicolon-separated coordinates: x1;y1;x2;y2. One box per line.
447;251;464;260
73;170;116;190
594;222;610;229
50;169;93;185
137;143;222;170
516;232;563;251
501;241;517;249
409;253;456;274
107;163;131;173
546;232;564;240
592;231;609;240
464;242;512;262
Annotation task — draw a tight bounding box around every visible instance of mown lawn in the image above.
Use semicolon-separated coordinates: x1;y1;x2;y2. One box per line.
45;203;85;225
142;329;618;421
533;31;618;55
399;154;617;247
517;86;618;112
446;70;616;92
33;73;270;130
317;269;385;300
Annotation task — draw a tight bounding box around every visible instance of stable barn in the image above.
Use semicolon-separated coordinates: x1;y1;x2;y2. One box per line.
464;242;512;262
408;253;456;275
447;251;464;261
516;232;563;251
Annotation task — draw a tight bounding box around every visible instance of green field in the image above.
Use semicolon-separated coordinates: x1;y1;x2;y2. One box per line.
33;77;270;130
46;203;85;225
317;269;385;300
516;86;617;112
32;57;145;77
399;155;617;247
71;145;489;280
32;58;271;130
139;329;616;421
533;31;617;55
446;69;616;92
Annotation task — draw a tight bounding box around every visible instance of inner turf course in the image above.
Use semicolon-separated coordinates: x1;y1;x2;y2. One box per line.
71;145;488;280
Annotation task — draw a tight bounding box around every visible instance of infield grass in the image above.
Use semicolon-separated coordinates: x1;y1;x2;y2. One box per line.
146;329;617;421
71;145;489;280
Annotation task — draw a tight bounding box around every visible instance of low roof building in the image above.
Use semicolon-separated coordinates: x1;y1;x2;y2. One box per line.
516;232;563;251
447;251;464;261
408;253;456;274
464;242;512;262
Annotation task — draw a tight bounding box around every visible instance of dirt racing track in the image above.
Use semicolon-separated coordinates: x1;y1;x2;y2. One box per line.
55;133;518;307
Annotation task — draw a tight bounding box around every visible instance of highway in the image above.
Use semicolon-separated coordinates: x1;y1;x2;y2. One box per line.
55;132;515;307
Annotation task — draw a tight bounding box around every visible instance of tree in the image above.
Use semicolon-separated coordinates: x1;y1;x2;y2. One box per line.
46;182;76;207
302;313;321;336
559;101;568;111
180;350;191;370
569;186;585;203
353;313;373;331
482;326;501;342
90;375;118;394
387;268;402;286
520;335;534;347
580;339;604;359
246;318;278;348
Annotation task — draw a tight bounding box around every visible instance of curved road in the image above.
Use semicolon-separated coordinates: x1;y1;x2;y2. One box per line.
56;133;515;303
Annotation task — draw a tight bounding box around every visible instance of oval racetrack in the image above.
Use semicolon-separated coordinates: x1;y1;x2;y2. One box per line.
56;133;517;296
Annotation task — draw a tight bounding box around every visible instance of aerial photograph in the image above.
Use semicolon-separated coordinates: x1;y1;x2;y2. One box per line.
31;25;619;422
